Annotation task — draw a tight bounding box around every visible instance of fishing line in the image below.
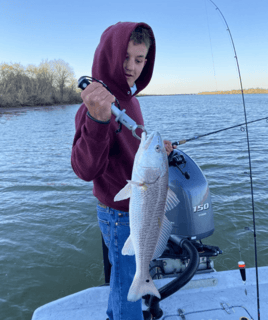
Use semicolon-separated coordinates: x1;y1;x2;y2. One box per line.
204;0;218;91
207;1;260;318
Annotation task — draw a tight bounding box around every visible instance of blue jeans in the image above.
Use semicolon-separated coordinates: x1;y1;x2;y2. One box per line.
97;204;143;320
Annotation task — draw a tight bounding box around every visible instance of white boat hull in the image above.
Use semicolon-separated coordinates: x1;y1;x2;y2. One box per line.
32;267;268;320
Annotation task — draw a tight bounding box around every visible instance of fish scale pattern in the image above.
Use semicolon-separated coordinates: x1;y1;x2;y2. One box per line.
128;135;169;299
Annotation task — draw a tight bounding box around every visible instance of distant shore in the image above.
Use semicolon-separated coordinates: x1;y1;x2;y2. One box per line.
137;88;268;97
198;88;268;95
1;89;267;112
137;93;195;97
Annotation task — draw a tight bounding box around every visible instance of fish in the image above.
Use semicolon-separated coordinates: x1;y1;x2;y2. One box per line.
114;131;179;302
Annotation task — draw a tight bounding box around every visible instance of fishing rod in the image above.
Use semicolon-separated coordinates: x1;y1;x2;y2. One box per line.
172;116;268;146
207;1;261;319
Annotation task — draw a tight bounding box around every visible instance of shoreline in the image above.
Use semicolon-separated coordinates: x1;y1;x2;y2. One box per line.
198;89;268;95
139;92;268;97
1;91;267;112
0;103;81;113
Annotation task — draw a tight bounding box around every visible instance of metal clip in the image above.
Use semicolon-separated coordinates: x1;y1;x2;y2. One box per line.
221;302;234;314
132;125;147;141
111;104;147;140
177;308;186;320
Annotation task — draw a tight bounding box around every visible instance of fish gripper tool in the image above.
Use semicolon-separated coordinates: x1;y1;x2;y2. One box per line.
78;76;147;141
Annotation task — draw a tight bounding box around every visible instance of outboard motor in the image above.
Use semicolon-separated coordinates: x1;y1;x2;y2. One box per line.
145;149;222;319
167;149;214;240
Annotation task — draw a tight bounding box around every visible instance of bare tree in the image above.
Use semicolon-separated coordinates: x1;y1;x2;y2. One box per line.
0;60;81;107
50;59;75;102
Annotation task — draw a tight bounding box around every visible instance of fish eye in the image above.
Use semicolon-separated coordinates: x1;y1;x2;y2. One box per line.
155;145;161;152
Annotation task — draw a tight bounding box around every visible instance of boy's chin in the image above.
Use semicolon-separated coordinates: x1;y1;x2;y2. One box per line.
126;79;134;88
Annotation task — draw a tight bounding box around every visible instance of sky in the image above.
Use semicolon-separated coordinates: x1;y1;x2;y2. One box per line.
0;0;267;95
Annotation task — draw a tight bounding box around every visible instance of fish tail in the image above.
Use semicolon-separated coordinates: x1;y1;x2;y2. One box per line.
127;275;161;302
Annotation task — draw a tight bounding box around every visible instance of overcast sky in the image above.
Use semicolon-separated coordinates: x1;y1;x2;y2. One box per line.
1;0;267;94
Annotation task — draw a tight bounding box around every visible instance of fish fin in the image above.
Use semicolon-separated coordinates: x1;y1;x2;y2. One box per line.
152;215;173;260
127;275;161;302
114;182;132;202
127;180;143;186
165;187;180;212
127;180;148;191
122;235;135;256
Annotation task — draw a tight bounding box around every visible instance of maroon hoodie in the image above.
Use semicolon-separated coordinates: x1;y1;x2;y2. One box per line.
71;22;156;211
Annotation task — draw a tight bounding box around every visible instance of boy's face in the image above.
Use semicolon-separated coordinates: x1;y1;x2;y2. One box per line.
123;40;148;88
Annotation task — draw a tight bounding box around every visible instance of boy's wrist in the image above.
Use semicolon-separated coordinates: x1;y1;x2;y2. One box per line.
87;111;111;124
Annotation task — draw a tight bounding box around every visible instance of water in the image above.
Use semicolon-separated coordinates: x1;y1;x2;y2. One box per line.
0;95;267;320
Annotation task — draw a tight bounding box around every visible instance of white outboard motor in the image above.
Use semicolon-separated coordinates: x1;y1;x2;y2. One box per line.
167;149;214;240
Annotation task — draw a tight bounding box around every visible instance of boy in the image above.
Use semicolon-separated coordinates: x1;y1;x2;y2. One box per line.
71;22;173;320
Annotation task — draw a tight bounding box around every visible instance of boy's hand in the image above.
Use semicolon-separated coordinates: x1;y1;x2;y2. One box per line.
81;82;115;122
164;140;177;156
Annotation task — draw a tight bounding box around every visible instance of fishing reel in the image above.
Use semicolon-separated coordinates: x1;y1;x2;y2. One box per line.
168;150;190;179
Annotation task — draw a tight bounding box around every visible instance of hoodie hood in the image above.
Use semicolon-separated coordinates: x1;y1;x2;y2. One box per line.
92;22;156;100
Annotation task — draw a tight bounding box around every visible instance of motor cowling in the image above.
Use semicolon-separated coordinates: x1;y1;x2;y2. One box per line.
167;149;214;240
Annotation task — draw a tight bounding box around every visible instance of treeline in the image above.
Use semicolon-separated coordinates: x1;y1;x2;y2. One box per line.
198;88;268;95
0;59;82;108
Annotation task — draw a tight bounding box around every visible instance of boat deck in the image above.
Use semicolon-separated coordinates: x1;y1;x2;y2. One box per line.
32;266;268;320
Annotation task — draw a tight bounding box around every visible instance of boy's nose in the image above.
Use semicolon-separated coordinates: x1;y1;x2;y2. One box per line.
125;59;134;71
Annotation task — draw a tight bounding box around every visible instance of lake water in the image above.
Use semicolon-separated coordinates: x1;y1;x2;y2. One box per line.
0;94;267;320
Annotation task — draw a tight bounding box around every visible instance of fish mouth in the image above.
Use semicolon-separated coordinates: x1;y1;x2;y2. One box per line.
143;132;162;150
